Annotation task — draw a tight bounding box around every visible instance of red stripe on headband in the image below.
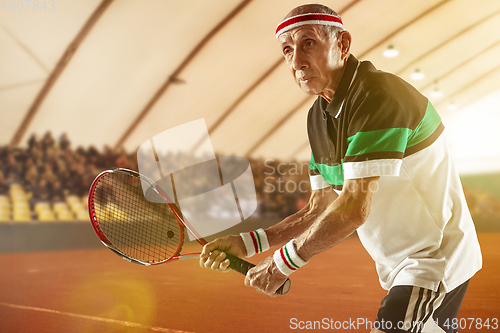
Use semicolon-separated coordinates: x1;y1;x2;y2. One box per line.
276;14;343;37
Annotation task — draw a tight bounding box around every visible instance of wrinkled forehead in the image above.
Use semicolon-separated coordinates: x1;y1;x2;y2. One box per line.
275;13;344;39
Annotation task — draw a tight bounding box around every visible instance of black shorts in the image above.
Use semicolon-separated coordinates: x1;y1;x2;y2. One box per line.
374;280;470;333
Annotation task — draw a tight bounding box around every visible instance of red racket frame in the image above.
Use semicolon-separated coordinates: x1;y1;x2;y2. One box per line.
88;169;206;265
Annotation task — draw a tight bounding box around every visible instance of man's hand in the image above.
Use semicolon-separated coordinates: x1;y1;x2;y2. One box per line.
199;235;246;272
244;255;288;297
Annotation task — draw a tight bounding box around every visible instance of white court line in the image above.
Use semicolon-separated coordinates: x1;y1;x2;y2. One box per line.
0;302;194;333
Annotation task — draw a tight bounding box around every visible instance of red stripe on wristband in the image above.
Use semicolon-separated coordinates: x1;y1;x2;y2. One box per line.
284;244;300;269
280;247;296;271
250;231;259;254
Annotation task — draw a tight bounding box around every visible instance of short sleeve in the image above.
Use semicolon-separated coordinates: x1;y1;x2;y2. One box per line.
309;174;330;190
309;152;331;190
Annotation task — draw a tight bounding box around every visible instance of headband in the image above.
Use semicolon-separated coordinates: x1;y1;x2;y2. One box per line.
275;13;344;39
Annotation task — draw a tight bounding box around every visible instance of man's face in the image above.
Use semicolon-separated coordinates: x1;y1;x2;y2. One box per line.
279;26;344;97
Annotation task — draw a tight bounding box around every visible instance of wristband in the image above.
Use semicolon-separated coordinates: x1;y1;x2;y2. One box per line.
240;228;269;257
273;239;308;276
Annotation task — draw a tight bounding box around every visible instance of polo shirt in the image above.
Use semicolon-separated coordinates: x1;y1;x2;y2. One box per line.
307;54;482;292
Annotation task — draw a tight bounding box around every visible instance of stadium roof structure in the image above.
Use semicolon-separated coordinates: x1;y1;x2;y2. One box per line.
1;0;500;168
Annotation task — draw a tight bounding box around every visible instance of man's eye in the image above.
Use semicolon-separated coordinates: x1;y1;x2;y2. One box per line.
283;48;292;55
306;40;314;46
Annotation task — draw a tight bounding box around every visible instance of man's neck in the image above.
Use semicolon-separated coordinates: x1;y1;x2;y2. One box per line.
318;59;348;103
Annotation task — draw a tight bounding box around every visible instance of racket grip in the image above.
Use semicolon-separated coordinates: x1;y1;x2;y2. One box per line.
224;253;291;295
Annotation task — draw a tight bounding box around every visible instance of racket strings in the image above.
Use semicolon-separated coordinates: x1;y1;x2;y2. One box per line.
93;171;182;263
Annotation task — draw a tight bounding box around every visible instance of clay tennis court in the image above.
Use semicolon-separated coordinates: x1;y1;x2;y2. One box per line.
0;231;498;333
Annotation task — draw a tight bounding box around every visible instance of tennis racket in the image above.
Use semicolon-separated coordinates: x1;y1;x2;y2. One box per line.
88;168;291;295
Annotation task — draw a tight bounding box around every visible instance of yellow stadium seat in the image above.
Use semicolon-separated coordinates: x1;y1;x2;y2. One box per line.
13;210;31;223
9;184;23;192
34;202;55;222
13;201;30;213
11;193;28;202
0;208;10;222
34;202;51;213
13;203;29;210
66;195;80;205
67;196;84;213
77;210;89;222
38;211;56;222
76;209;89;222
53;202;69;213
0;195;9;204
56;208;74;222
0;201;10;210
10;184;26;196
69;202;84;214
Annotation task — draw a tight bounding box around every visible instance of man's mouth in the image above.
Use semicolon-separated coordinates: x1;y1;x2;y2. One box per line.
298;76;312;83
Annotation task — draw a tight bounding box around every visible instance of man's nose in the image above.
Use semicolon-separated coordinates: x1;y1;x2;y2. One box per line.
292;50;308;71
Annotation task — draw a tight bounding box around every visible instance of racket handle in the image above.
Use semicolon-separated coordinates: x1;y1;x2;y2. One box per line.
224;253;291;295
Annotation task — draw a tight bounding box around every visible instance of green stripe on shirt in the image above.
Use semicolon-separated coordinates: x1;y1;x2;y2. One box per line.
345;101;441;157
346;128;410;156
407;101;442;148
310;153;344;185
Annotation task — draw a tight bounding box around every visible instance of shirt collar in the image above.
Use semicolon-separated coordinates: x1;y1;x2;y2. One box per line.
323;54;359;118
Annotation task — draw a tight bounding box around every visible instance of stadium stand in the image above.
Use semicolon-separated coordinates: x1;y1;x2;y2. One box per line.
0;131;498;231
0;132;313;224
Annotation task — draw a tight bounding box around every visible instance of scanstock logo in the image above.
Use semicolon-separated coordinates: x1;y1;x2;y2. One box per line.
137;119;257;240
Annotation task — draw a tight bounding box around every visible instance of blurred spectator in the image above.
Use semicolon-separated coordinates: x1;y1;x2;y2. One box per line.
28;134;38;151
41;132;55;152
32;178;50;202
3;152;21;182
41;162;58;184
59;133;70;151
23;161;38;193
116;150;131;169
0;170;9;195
50;180;65;202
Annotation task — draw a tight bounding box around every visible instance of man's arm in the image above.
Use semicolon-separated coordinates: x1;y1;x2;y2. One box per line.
266;186;339;248
199;186;339;271
294;176;378;261
244;176;379;295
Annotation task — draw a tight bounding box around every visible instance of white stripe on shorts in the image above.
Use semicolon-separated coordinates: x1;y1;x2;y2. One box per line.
403;284;446;333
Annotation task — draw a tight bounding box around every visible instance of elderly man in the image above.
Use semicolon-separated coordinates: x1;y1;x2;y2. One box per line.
200;4;482;332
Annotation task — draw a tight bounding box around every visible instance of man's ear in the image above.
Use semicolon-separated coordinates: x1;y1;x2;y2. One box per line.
338;30;352;61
